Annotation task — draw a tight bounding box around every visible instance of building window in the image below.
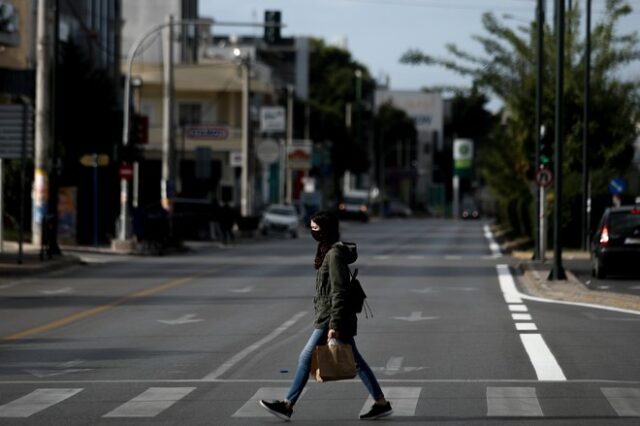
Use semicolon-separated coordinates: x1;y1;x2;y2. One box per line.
179;103;202;126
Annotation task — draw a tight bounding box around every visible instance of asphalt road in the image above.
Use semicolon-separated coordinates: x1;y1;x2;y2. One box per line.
0;218;639;425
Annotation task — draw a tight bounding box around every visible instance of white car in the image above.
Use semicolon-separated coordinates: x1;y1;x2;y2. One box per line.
260;204;300;238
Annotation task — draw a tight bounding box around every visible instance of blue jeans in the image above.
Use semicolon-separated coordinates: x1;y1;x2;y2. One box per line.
285;328;384;405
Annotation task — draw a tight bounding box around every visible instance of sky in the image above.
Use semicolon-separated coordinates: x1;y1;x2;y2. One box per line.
200;0;640;95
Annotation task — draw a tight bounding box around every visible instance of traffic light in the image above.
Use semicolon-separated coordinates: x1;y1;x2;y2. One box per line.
264;10;281;44
132;114;149;145
539;124;552;167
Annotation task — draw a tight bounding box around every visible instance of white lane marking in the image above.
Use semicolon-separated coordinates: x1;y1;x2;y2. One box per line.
232;387;304;417
496;265;522;303
519;334;566;381
408;255;425;260
486;387;543;417
157;314;204;325
228;286;254;293
0;388;83;418
515;323;538;331
373;255;390;260
202;311;308;381
392;311;438;322
103;387;195;418
508;304;528;312
25;360;92;378
361;387;421;417
484;225;502;258
372;357;429;376
40;287;73;295
444;255;462;260
512;314;532;321
601;387;640;416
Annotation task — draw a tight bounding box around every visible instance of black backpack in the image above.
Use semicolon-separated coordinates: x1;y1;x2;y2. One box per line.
348;268;372;318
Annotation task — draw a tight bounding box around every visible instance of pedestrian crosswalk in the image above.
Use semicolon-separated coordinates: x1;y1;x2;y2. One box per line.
0;385;639;419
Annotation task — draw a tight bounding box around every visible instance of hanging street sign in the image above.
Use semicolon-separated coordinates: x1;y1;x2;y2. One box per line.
260;106;286;133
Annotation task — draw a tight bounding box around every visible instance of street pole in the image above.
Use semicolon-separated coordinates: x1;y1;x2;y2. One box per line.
161;14;175;211
33;0;51;246
534;0;545;261
240;55;251;217
549;0;567;280
286;85;294;204
582;0;592;250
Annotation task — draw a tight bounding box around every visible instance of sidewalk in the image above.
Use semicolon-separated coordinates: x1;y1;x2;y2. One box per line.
0;241;83;278
513;250;640;313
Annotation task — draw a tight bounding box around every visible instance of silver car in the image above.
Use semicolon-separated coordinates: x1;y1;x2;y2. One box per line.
260;204;300;238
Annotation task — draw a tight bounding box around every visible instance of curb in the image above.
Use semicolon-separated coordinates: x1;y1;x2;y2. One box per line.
0;255;83;278
516;260;640;313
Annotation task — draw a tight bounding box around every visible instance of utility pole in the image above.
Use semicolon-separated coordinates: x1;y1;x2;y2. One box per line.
33;0;51;247
534;0;545;261
286;85;294;204
161;14;175;211
549;0;567;280
239;52;251;216
582;0;592;250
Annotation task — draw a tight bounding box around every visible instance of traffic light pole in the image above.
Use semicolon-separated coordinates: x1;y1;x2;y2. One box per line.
549;0;567;281
534;0;545;261
582;0;592;250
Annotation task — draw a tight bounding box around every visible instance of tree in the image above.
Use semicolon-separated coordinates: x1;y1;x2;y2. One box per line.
401;0;640;245
307;38;375;200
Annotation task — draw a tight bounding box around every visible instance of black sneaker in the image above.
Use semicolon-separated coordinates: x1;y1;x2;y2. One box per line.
259;399;293;421
360;402;393;420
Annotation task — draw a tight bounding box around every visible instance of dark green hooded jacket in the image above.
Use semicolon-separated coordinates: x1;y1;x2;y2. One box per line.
313;241;358;336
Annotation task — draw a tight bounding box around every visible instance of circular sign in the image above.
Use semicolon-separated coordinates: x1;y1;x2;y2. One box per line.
535;168;553;188
256;139;280;164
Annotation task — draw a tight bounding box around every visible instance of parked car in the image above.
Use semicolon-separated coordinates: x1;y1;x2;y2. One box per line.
337;195;370;222
260;204;300;238
461;199;480;220
385;199;413;218
591;204;640;278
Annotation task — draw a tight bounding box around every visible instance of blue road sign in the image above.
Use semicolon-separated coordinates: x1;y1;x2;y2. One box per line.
608;177;626;195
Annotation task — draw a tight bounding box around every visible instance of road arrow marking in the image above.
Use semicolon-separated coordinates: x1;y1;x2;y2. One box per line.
25;360;93;378
372;356;429;376
228;286;254;293
41;287;73;295
392;311;438;322
158;314;204;325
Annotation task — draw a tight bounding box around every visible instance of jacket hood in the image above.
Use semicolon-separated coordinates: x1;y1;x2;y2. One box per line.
332;241;358;264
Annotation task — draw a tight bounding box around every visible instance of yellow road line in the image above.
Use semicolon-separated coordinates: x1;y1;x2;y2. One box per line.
1;274;202;342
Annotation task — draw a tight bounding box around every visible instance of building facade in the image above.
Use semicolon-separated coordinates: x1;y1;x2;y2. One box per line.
375;89;444;210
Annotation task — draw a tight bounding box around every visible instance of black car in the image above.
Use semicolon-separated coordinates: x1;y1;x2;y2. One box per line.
591;204;640;278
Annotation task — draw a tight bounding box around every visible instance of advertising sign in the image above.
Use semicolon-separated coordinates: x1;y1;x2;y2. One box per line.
185;125;229;140
288;140;312;170
260;107;286;133
57;187;77;244
453;138;474;176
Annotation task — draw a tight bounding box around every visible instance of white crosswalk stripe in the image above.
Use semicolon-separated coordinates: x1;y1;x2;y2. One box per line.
2;385;639;419
0;388;83;418
102;387;195;418
361;386;421;417
602;388;640;417
486;387;543;417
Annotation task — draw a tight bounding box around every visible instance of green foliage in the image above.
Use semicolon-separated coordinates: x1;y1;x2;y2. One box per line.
402;0;640;245
308;38;375;194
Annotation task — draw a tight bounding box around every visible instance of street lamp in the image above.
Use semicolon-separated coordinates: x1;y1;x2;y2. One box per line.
234;47;252;217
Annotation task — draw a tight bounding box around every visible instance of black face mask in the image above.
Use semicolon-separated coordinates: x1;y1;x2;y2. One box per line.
311;229;325;242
